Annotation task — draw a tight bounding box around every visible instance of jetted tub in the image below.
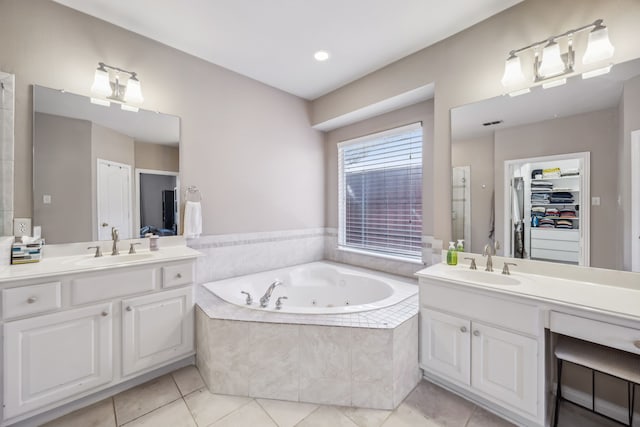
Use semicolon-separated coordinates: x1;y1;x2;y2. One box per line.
202;261;418;314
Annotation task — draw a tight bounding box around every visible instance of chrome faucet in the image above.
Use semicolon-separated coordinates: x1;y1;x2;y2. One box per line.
259;280;283;308
111;227;119;256
483;240;500;272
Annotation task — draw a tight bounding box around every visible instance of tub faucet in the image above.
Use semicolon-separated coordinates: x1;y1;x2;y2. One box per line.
483;240;500;272
260;280;283;308
111;227;119;256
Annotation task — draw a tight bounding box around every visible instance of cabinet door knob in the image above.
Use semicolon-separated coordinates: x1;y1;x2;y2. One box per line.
460;326;467;333
473;330;480;337
27;297;38;304
101;311;109;317
126;306;132;312
634;340;640;349
176;273;182;279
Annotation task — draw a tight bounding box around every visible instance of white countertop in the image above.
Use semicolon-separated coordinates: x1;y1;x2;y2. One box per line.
417;263;640;322
0;244;201;285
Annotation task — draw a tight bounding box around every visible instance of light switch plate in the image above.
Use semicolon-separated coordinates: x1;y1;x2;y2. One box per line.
13;218;32;236
591;197;601;206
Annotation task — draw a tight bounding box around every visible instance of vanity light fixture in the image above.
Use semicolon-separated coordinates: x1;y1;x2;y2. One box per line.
90;62;144;111
501;19;614;95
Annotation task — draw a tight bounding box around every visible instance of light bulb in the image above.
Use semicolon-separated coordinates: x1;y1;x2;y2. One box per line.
583;26;615;65
501;54;526;87
91;67;111;98
124;76;144;105
538;41;566;78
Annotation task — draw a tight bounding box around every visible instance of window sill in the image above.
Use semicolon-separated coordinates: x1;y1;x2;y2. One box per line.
336;246;424;265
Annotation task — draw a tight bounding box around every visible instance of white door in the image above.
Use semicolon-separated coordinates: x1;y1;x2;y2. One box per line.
121;287;194;377
420;309;471;386
471;322;538;416
3;303;113;419
97;159;132;240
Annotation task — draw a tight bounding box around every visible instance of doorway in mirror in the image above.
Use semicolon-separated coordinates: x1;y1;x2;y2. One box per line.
504;152;590;266
135;169;179;238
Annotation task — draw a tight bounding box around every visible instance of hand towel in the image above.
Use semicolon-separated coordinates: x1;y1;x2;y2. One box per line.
184;201;202;239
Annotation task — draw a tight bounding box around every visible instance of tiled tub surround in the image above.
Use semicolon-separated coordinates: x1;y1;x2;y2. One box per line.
188;227;440;285
195;266;420;410
0;71;15;236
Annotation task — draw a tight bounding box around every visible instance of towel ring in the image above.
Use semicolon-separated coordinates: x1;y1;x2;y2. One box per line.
185;185;202;202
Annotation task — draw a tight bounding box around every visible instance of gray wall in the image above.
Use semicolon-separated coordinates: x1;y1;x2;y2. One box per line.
494;108;619;270
135;142;179;172
1;0;324;235
451;135;494;254
313;0;640;246
33;113;92;243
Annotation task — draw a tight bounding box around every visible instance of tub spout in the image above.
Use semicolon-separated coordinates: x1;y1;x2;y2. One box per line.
259;280;283;308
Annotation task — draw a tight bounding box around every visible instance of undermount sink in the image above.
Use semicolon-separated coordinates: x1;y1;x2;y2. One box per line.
75;253;155;266
446;269;521;286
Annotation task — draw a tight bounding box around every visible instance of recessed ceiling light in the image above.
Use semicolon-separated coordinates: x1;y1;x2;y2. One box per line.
314;50;330;62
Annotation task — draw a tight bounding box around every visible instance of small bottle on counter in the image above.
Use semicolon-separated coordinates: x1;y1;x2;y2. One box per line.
146;233;159;251
446;241;458;266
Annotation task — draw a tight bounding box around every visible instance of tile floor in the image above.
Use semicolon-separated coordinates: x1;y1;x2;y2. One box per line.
42;365;619;427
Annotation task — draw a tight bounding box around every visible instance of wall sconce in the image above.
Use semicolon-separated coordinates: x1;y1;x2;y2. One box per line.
501;19;614;96
90;62;144;111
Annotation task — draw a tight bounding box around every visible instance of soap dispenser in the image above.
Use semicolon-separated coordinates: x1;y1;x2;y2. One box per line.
456;239;464;252
446;242;458;266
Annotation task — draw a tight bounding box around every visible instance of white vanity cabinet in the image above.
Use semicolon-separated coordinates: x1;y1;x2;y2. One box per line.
419;279;543;426
3;303;113;420
122;286;193;376
1;257;197;426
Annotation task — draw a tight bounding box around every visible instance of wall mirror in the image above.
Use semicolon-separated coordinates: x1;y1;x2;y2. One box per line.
451;57;640;271
33;85;180;244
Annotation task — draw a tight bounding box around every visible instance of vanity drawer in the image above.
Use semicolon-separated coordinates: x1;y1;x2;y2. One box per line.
2;282;62;319
71;268;156;305
550;312;640;355
162;263;193;288
420;281;540;336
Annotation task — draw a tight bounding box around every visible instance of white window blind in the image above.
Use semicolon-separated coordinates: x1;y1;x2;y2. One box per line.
338;122;423;260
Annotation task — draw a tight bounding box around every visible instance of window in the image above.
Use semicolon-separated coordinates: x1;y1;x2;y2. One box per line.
338;122;423;260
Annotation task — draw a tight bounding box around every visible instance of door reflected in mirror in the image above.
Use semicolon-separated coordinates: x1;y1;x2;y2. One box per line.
451;57;640;271
33;85;180;244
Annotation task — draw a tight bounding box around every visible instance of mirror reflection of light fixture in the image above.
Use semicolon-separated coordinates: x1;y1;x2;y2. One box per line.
90;62;144;111
500;19;614;95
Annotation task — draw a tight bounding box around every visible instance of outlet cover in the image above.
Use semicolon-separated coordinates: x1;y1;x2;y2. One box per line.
13;218;31;237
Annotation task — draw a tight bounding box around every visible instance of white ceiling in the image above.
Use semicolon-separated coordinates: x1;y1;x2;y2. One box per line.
451;58;640;141
53;0;521;100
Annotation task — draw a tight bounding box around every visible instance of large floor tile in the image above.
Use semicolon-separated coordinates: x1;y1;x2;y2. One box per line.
172;365;206;396
210;400;277;427
402;381;475;426
555;400;623;427
184;388;251;426
380;403;439;427
465;406;515;427
41;398;115;427
296;406;359;427
256;398;318;427
340;406;392;427
114;375;181;425
121;399;196;427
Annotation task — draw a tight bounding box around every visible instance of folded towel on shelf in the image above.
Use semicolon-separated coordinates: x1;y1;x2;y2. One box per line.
184;201;202;239
559;208;577;218
545;208;560;216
